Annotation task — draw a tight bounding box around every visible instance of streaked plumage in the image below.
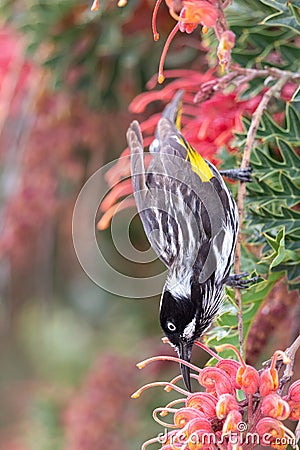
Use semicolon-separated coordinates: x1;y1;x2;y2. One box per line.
127;91;239;390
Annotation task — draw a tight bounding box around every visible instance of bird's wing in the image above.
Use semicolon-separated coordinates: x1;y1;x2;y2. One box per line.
127;95;238;283
127;120;179;267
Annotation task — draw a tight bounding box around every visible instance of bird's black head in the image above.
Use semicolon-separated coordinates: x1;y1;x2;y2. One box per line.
160;287;209;392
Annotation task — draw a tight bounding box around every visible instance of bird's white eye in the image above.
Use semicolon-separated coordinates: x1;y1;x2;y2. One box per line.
167;321;176;332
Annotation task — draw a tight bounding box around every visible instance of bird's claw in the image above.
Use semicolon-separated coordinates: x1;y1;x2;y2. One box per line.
220;167;253;182
225;272;259;289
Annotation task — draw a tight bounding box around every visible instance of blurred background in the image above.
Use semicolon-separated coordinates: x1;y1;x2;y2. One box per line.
0;1;299;449
0;1;211;449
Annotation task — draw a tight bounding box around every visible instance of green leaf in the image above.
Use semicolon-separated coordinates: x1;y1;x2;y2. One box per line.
244;104;300;289
292;85;300;102
204;272;282;352
241;103;300;144
258;0;300;33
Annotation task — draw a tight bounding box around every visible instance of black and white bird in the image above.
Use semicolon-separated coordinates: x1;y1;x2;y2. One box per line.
127;91;252;391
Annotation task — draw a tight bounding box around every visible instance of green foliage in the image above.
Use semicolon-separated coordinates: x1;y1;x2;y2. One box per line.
204;272;282;358
258;0;300;33
207;102;300;352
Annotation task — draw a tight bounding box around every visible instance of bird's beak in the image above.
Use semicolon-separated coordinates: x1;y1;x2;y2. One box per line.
178;342;193;392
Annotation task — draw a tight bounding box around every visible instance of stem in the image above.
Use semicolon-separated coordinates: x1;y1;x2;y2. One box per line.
283;334;300;380
247;394;253;426
234;75;290;357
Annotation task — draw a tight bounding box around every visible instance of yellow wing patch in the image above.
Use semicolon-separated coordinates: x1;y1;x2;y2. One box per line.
182;138;213;182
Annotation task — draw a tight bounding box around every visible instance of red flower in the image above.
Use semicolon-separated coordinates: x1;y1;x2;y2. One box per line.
260;351;290;397
132;343;299;450
261;394;290;420
151;0;234;82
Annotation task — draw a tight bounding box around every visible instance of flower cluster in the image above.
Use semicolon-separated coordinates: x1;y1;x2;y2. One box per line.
152;0;236;82
92;0;235;82
132;342;300;450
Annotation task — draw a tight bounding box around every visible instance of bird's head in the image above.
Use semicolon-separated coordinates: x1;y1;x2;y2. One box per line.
159;286;211;392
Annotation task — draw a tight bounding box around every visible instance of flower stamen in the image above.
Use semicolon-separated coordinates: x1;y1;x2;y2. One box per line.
158;23;180;84
152;0;163;41
131;381;190;398
137;355;202;373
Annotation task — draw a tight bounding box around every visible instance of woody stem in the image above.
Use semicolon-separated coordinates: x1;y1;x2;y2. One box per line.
234;75;290;357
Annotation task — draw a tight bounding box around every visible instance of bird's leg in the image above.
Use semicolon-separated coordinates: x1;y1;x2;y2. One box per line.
219;167;252;182
225;272;259;289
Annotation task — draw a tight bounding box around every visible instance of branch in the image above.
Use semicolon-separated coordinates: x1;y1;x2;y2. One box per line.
283;334;300;380
233;74;291;357
194;66;300;103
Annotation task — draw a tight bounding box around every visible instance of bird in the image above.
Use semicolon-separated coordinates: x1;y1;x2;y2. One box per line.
126;90;253;391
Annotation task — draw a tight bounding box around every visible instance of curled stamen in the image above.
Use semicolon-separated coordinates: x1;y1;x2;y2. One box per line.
131;381;190;398
153;407;179;428
158;23;180;84
280;424;299;450
216;344;245;368
141;436;163;450
271;350;291;371
194;340;222;360
137;355;202;373
160;398;186;416
152;0;163;40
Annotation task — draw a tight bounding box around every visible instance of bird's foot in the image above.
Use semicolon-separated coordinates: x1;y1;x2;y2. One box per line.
225;272;259;289
220;167;253;182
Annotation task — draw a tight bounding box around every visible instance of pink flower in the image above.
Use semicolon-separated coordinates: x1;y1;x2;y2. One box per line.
260;351;290;397
288;379;300;402
186;392;217;418
261;394;290;420
198;367;234;395
216;394;239;419
217;30;236;71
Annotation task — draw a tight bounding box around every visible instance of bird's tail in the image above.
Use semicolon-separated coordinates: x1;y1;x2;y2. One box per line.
162;90;184;131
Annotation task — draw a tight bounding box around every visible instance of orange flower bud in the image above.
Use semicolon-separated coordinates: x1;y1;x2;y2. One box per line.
287;400;300;421
256;418;287;448
261;394;290;420
187;417;212;434
259;368;278;397
222;410;243;435
198;367;233;395
216;394;239;419
174;407;205;428
236;364;259;394
216;359;240;389
288;380;300;402
181;0;218;28
186;393;217;418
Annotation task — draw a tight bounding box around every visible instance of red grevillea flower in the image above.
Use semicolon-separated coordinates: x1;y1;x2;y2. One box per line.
152;0;233;82
216;344;259;395
261;394;290;420
259;351;290;397
132;342;298;450
288;379;300;402
97;71;261;230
